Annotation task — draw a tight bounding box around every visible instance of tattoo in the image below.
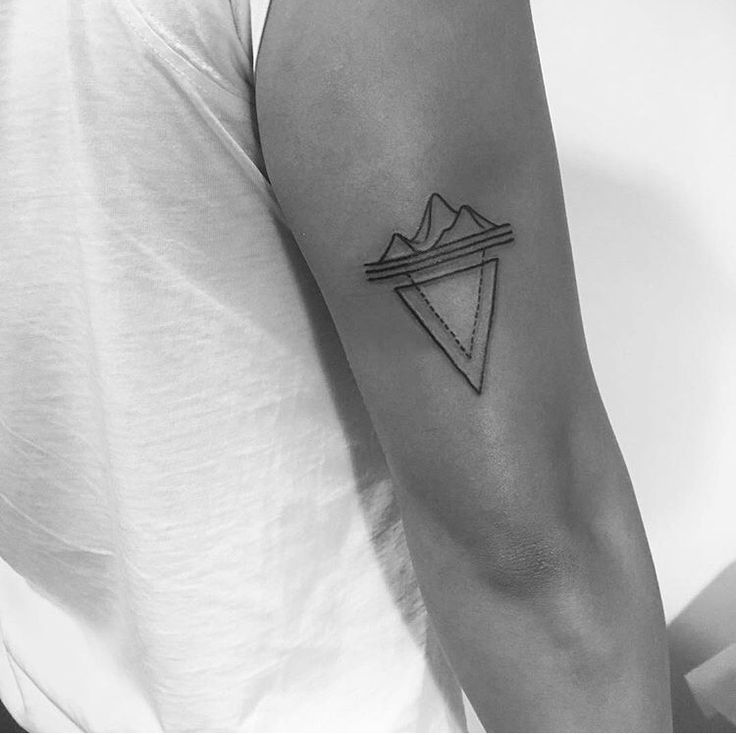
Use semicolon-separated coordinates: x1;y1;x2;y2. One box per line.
364;193;514;394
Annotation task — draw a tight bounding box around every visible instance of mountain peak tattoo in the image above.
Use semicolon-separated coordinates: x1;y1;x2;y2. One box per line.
364;193;514;394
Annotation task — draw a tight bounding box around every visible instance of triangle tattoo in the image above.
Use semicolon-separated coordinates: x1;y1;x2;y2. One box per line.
364;193;514;394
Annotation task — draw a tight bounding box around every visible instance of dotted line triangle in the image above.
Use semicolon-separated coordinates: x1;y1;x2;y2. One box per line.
395;256;499;393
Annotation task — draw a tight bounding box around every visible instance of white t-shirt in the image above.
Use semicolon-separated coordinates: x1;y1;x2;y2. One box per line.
0;0;466;730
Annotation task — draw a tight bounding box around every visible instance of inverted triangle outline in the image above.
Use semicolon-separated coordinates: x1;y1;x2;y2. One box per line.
413;264;482;358
395;257;499;393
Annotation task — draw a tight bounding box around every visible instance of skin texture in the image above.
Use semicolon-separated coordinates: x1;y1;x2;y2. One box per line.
255;1;672;730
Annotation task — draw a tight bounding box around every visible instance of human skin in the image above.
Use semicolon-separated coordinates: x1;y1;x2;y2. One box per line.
255;1;672;730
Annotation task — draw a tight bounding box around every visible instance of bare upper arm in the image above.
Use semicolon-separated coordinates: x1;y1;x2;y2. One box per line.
255;0;607;579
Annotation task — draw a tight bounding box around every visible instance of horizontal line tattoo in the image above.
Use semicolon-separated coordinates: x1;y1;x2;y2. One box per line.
362;192;515;393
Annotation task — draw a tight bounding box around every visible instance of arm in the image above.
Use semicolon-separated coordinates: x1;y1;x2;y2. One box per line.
255;1;671;730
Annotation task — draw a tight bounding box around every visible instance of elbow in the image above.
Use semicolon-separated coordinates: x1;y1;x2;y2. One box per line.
434;424;629;599
463;518;584;596
462;520;629;668
453;501;637;661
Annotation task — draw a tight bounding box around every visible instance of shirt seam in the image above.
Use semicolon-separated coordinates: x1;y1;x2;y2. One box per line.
113;0;249;102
